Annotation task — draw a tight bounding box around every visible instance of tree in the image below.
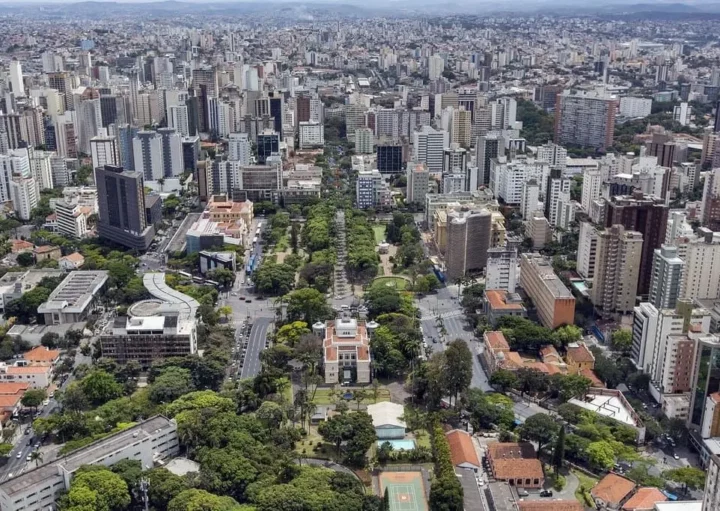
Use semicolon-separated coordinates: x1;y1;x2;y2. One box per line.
80;370;123;406
519;414;560;458
17;252;34;267
275;321;311;346
253;261;296;296
489;369;518;392
318;412;376;466
0;443;12;457
611;329;633;354
59;467;131;511
41;332;60;349
586;441;616;470
29;450;43;467
149;367;195;404
365;284;401;317
552;426;565;473
21;388;47;412
663;467;706;490
551;325;582;348
256;400;285;429
209;268;235;288
443;340;473;407
284;288;333;324
429;475;464;511
58;382;89;412
168;489;242;511
146;468;190;510
515;368;549;396
217;305;233;321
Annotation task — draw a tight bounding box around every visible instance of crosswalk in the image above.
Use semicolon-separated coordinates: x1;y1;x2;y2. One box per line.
418;308;465;320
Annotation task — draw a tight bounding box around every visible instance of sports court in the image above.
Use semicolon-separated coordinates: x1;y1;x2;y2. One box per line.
378;471;428;511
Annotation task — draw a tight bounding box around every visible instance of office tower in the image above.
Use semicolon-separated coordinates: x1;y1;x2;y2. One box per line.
451;108;472;148
19;107;45;148
519;253;576;328
649;245;684;310
591;225;643;315
645;133;688;168
95;165;155;250
428;54;445;81
680;228;720;301
185;95;200;137
299;122;324;149
54;113;77;158
0;113;22;149
9;60;24;97
534;84;562;112
545;168;572;227
157;128;183;178
577;221;599;280
581;168;602;212
56;200;88;238
492;97;518;130
619;97;652;118
520;179;540;220
117;125;138;171
536;142;567;171
48;72;72;111
413;126;448;174
688;331;720;430
76;98;102;155
192;67;217;133
485;246;518;293
133;131;163;180
445;209;492;280
356;169;387;209
182;136;200;173
257;130;280;164
295;95;311;126
168;105;190;136
0;151;29;204
376;142;403;174
673;102;691;126
345;103;366;140
702;168;720;231
554;89;617;150
78;51;92;76
267;91;284;137
90;136;120;170
228;133;251;164
100;95;119;127
406;162;430;204
443;144;467;175
476;134;505;186
355;128;374;154
605;192;669;296
9;178;37;221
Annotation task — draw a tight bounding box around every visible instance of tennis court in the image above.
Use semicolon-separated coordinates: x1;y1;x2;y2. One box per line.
379;471;428;511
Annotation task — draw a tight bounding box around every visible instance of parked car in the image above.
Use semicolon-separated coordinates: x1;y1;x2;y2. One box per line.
540;490;553;497
517;489;529;497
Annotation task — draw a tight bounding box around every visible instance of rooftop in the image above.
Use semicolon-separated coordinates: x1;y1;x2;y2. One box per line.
566;342;595;363
38;271;108;314
485;289;526;311
590;473;635;505
569;391;640;428
485;331;509;351
492;458;543;481
366;402;406;429
142;273;200;320
23;346;60;363
621;487;667;510
518;502;583;511
446;430;480;468
521;253;574;298
487;442;536;460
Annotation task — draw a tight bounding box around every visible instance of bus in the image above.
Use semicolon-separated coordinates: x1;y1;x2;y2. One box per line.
252;236;258;246
206;280;220;288
246;255;256;276
257;222;262;230
178;271;192;279
192;276;204;284
255;228;261;236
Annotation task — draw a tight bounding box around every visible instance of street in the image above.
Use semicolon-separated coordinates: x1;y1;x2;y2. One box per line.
239;317;273;379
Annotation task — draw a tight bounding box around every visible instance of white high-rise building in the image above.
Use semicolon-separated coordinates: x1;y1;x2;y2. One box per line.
355;128;374;154
577;221;599;279
10;178;38;221
168;105;190;137
673;102;691;126
413;126;448;174
649;245;684;310
406;162;430;204
520;179;540;220
28;149;54;191
428;55;444;81
536;142;567;171
56;201;88;239
76;99;102;155
356;169;386;209
486;247;518;293
490;157;549;206
90;136;120;170
228;133;251;164
581;169;602;212
157;128;183;178
619;97;652;118
9;60;24;98
299;121;325;149
680;228;720;301
133;131;163;181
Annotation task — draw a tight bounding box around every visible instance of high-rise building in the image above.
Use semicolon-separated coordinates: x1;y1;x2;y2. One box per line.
445;209;492;280
9;178;37;221
157;128;183;178
605;192;669;296
182;136;200;173
257;129;280;164
95;165;155;250
702;168;720;232
680;228;720;301
450;108;472;148
117;125;138;171
545;167;572;227
90;136;119;170
520;179;540;220
413;126;448;174
376;142;403;174
554;89;617;150
295;94;311;126
355;128;374;154
192;67;217;133
228;133;251;165
485;246;518;293
649;245;684;310
476;134;505;186
298;121;324;149
581;168;602;212
406;162;430;204
55;200;88;239
168;104;190;136
536;142;567;170
48;72;72;111
344;103;366;140
76;98;102;155
133;131;163;181
356;169;388;209
519;253;576;328
428;54;445;81
577;221;599;280
591;225;643;315
9;60;24;98
619;97;652;118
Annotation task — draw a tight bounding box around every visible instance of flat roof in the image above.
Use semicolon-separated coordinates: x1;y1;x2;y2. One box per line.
38;271;108;314
142;273;199;320
569;393;638;427
0;416;174;497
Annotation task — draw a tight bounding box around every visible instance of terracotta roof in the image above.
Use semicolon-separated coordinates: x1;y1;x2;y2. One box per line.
622;487;667;510
567;342;595;364
485;331;509;351
446;429;480;468
45;213;57;221
0;394;22;409
502;351;525;370
0;382;30;395
61;252;85;263
540;345;561;362
357;345;370;361
33;245;60;254
5;365;51;375
518;502;583;511
325;346;337;362
24;346;60;363
525;361;562;375
493;458;544;481
591;473;635;505
11;240;34;252
487;442;536;460
711;392;720;404
485;290;525;310
581;368;605;388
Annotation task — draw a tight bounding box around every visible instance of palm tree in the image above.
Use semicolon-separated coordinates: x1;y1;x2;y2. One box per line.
275;377;291;403
353;389;367;411
29;451;43;467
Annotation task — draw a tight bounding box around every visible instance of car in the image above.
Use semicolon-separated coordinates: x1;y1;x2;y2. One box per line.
517;489;529;497
16;452;21;459
24;428;30;435
33;443;40;449
231;292;237;296
674;453;680;460
25;454;31;462
540;490;553;497
246;299;252;303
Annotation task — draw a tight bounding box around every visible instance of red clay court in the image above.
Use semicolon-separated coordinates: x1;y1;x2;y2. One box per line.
378;471;428;511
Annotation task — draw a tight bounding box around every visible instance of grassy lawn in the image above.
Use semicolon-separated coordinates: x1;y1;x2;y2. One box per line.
295;427;334;459
311;387;391;405
373;225;386;244
573;469;598;509
274;233;290;253
415;430;431;449
373;276;408;290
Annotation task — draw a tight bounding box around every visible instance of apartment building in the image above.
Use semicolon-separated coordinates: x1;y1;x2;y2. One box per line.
554;89;617;150
519;253;576;328
681;228;720;301
413;126;448;174
406;162;430;204
298;121;324;149
577;221;599;279
485;246;518;293
445;209;492;280
649;245;684;310
591;225;643;316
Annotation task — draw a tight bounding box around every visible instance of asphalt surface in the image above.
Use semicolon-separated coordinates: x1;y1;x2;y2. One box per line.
239;317;273;379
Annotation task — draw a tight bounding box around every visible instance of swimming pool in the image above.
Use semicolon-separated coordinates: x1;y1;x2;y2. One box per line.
377;439;416;450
